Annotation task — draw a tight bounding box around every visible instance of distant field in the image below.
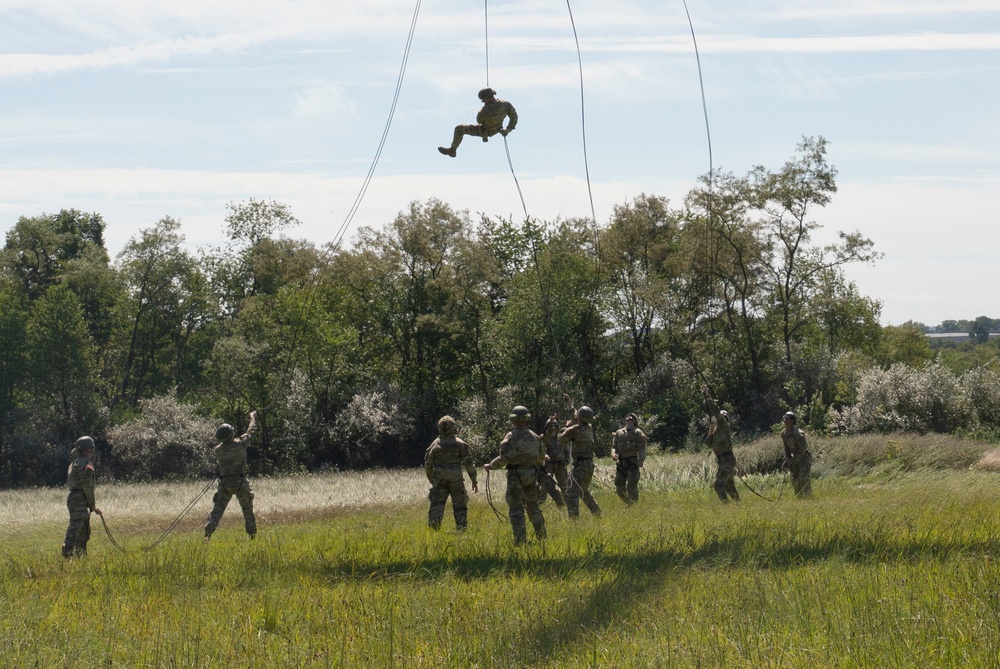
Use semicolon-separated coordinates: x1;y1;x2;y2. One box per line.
3;434;1000;667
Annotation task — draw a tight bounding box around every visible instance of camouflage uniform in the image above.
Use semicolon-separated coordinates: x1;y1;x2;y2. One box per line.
204;414;258;539
62;439;98;558
489;418;546;544
781;424;813;497
539;417;569;507
704;394;740;502
425;416;478;530
559;410;602;519
611;419;648;505
439;94;517;156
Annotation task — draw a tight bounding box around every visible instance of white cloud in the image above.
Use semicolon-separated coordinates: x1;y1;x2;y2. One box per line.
294;83;357;119
0;167;684;253
0;32;277;79
770;0;1000;20
491;32;1000;55
816;178;1000;325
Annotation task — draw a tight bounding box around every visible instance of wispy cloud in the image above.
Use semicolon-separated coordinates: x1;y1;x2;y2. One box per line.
770;0;1000;20
492;32;1000;55
0;32;280;79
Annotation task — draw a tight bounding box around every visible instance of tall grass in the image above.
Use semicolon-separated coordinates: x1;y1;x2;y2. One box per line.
2;434;999;667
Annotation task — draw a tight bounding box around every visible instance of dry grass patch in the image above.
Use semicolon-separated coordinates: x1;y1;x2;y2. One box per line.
0;468;431;537
975;447;1000;472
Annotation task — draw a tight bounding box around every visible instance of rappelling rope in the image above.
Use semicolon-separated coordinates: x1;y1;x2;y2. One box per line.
143;478;218;550
262;0;424;414
98;514;127;553
95;477;217;552
564;0;598;230
331;0;422;250
484;468;507;522
681;0;719;377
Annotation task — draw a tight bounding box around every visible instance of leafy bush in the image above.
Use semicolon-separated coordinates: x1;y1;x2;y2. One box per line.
455;386;521;464
962;367;1000;429
106;392;215;481
833;363;974;434
613;355;700;450
330;386;415;468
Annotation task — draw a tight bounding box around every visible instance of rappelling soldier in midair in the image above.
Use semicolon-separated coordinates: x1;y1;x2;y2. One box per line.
438;87;517;158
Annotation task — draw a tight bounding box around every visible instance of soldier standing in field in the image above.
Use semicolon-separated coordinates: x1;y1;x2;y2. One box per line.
62;436;102;558
538;394;576;507
780;411;813;497
204;410;258;541
702;385;740;503
424;415;479;530
538;416;567;508
611;413;648;505
484;406;546;545
560;405;602;519
437;88;517;158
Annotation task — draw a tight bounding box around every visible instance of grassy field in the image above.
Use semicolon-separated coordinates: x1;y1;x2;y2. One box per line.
3;434;1000;667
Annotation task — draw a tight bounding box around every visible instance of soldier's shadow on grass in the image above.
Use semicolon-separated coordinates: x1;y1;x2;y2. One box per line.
311;529;1000;664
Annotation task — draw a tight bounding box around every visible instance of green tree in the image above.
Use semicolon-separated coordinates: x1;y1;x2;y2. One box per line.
1;209;107;301
969;315;993;345
25;283;99;443
879;322;933;367
810;269;883;356
0;284;29;484
752;137;880;363
352;199;476;439
600;194;680;376
207;199;305;317
110;218;213;410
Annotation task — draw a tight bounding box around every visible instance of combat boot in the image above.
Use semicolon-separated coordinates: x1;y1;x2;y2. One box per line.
437;146;457;157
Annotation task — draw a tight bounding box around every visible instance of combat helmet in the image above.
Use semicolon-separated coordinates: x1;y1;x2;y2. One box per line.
71;435;96;457
509;405;531;425
478;87;497;101
216;423;235;442
437;415;457;436
577;406;595;423
783;411;796;423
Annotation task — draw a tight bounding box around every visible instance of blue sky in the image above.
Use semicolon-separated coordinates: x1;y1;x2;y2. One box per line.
1;0;997;326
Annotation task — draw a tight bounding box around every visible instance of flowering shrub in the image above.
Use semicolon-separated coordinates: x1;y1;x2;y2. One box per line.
107;392;216;481
961;367;1000;429
833;362;975;434
330;387;414;468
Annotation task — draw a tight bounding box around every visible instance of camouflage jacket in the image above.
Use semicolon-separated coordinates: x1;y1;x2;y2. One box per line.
476;99;518;133
781;427;809;461
214;416;256;477
541;429;566;463
424;435;477;484
559;423;596;460
612;426;648;465
67;455;96;510
704;396;733;457
489;427;543;469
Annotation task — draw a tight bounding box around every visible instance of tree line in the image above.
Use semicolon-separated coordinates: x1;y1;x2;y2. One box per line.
2;137;998;487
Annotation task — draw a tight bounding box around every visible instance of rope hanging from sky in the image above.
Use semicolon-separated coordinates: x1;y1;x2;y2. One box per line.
267;0;424;408
681;0;719;377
